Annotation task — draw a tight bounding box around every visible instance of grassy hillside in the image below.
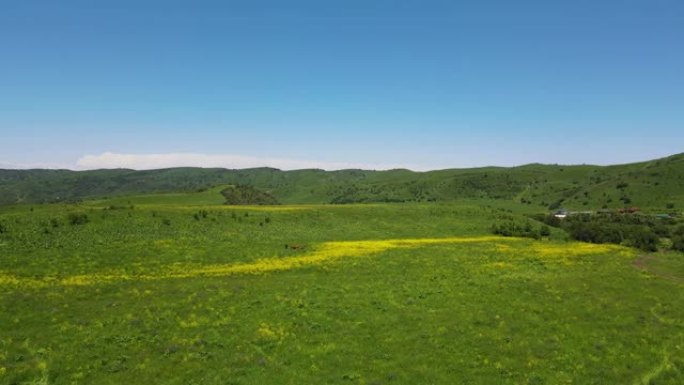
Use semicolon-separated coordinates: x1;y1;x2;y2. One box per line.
1;199;683;384
1;153;683;210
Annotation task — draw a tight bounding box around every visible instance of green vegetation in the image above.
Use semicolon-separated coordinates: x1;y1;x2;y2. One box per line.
220;184;279;205
66;212;89;226
536;212;682;252
671;225;684;252
1;155;684;384
0;187;683;384
490;219;551;240
2;153;684;210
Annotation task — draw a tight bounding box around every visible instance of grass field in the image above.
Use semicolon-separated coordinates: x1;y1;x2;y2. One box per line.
1;190;683;384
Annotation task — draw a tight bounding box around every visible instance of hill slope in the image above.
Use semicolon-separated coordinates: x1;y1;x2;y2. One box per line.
1;153;683;210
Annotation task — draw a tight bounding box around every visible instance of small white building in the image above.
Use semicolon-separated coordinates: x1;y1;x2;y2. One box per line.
553;209;569;219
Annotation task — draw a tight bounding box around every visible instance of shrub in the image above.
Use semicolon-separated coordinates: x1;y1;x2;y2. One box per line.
67;213;89;225
653;223;670;237
674;225;684;237
544;213;674;252
107;205;133;210
628;227;658;252
491;220;540;239
672;236;684;252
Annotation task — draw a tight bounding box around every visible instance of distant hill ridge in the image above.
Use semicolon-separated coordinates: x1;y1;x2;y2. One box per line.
1;153;683;209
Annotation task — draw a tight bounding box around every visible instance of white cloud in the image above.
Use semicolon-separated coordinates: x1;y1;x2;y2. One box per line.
0;160;73;170
75;152;415;171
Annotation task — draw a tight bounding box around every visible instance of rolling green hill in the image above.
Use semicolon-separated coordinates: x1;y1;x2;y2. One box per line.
1;153;683;210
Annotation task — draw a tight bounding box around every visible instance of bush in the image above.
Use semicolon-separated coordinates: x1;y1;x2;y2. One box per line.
548;199;564;210
491;220;540;239
673;225;684;238
628;227;658;252
106;205;134;210
543;213;675;252
540;225;551;237
672;235;684;252
0;222;6;234
653;223;670;237
67;213;89;225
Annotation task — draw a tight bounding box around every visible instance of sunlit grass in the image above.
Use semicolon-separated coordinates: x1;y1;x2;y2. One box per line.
0;236;634;289
0;201;681;384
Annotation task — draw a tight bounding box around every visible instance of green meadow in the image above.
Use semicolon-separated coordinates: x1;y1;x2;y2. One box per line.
0;189;683;384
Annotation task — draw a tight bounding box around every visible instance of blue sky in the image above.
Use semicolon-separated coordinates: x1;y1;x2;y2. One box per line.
1;0;683;170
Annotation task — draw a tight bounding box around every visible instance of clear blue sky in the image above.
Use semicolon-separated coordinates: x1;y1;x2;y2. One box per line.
1;0;683;170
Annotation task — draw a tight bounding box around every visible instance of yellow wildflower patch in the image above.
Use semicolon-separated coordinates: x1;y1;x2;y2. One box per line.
0;273;22;286
153;239;175;248
484;261;514;269
156;236;520;279
495;243;513;252
220;205;311;212
256;322;288;341
531;242;632;257
0;273;48;289
0;236;632;288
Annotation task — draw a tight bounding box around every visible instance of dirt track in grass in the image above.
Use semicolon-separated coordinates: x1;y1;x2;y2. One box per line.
633;253;684;284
